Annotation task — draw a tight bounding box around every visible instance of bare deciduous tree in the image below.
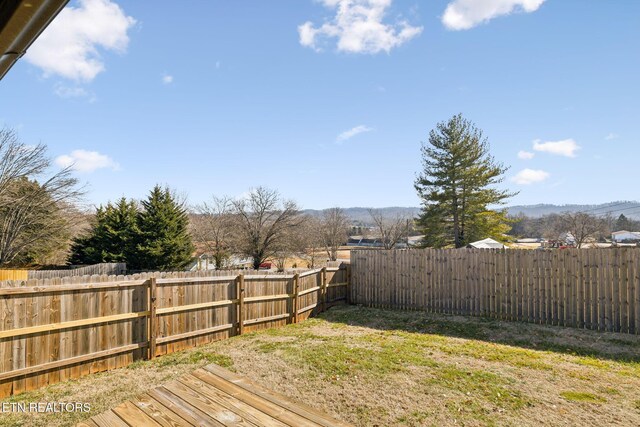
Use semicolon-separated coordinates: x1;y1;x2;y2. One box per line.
0;128;83;265
301;216;324;268
368;208;412;250
191;196;234;269
0;128;49;202
557;212;608;248
319;207;349;261
272;221;309;272
229;187;302;270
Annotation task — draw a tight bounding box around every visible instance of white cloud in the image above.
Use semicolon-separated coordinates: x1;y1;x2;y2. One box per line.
55;150;119;173
511;168;549;185
442;0;545;31
337;125;373;142
533;138;581;157
298;0;423;54
162;74;173;84
517;150;535;160
53;83;96;102
604;133;619;140
24;0;136;82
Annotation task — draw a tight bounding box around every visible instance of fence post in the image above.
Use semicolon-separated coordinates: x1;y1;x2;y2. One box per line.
237;274;245;335
321;267;327;312
293;273;300;323
345;264;351;304
148;277;157;360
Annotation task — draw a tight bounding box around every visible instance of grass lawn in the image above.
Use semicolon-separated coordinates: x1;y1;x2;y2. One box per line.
2;305;639;426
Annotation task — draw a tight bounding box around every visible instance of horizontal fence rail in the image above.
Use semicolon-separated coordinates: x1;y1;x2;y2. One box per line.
350;248;639;335
0;266;350;399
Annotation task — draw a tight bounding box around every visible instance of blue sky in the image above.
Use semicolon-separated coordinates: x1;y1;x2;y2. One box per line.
1;0;638;210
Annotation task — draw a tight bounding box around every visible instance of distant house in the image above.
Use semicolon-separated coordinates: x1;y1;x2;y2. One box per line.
466;238;507;249
558;232;576;246
611;230;640;242
347;235;409;248
189;254;253;271
347;236;380;247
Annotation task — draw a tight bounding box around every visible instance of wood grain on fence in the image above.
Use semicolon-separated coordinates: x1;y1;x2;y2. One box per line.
0;266;349;399
351;248;640;335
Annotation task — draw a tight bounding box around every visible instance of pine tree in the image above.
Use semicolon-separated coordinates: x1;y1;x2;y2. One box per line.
136;185;194;271
415;114;515;248
614;214;632;231
70;198;139;265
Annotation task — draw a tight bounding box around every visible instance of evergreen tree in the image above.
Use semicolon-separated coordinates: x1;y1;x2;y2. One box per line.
70;198;139;265
614;214;632;231
415;114;515;248
136;185;194;271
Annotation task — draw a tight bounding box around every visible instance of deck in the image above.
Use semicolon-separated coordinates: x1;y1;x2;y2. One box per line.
77;363;352;427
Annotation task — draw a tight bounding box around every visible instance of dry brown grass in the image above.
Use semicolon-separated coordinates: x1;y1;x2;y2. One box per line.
2;305;639;427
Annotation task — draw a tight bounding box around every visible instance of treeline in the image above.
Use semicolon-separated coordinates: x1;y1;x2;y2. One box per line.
508;212;637;242
75;186;415;272
7;112;626;270
189;190;414;270
0;127;414;271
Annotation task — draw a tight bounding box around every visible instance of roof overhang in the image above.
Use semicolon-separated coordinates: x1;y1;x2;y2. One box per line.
0;0;69;80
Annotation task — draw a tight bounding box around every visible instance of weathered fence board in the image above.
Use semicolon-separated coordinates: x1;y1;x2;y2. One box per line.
0;266;349;399
351;248;639;335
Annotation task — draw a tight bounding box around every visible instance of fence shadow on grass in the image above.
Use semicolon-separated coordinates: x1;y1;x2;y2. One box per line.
318;305;640;365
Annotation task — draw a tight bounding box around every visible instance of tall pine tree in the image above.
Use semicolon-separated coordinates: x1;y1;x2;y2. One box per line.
136;185;194;271
70;198;139;265
415;114;515;248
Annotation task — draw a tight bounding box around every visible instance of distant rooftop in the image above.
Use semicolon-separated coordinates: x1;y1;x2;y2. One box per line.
467;238;507;249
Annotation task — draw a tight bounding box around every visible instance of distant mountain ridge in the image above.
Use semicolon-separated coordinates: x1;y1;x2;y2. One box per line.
304;201;640;224
506;201;640;219
302;207;421;224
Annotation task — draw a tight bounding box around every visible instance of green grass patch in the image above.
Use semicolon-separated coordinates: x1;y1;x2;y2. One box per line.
254;330;439;380
320;306;640;369
598;386;620;395
442;340;554;371
321;306;492;340
560;391;607;404
426;365;532;411
572;356;611;370
152;350;234;369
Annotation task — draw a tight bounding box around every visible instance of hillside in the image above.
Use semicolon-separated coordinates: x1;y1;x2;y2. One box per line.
303;207;421;225
304;201;640;225
506;201;640;219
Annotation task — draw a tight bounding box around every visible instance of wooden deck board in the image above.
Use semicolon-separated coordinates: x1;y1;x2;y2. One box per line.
80;364;351;427
131;393;192;427
90;410;130;427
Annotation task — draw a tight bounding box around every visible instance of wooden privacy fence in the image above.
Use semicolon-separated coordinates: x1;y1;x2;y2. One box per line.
0;263;127;283
0;266;349;398
0;270;28;281
351;248;640;335
27;263;127;280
